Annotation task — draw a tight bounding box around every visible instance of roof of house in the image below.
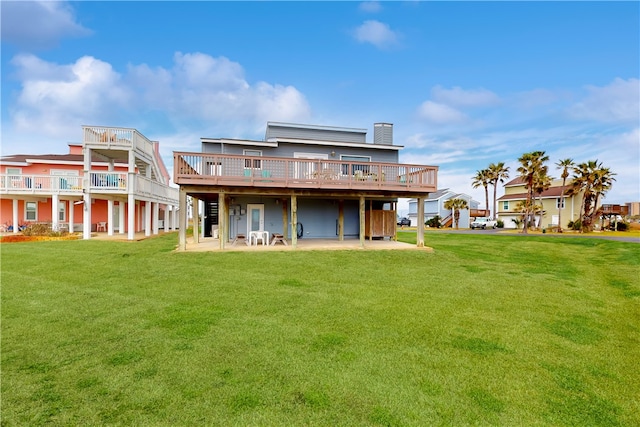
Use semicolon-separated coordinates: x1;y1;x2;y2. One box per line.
1;153;128;165
498;186;566;201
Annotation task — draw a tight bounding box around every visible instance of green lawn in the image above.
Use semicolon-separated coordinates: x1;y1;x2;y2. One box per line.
2;232;639;426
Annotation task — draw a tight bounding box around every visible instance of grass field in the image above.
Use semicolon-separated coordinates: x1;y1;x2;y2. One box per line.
2;232;639;426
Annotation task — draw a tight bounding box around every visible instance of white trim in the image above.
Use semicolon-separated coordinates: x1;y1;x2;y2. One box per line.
201;138;278;147
25;200;38;221
276;137;402;150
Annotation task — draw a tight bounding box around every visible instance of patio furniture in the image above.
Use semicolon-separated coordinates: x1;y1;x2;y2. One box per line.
249;230;269;246
231;233;248;246
97;222;107;232
270;233;287;246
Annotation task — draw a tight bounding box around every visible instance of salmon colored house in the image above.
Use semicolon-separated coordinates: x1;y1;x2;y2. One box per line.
1;126;179;239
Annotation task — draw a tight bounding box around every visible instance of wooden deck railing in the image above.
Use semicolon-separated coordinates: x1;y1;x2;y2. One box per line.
173;152;438;193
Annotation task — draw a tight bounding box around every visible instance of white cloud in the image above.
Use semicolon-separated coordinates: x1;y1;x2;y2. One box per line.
431;85;500;107
0;1;91;49
359;2;382;13
417;101;467;124
6;52;311;147
353;20;399;49
10;54;129;137
569;78;640;124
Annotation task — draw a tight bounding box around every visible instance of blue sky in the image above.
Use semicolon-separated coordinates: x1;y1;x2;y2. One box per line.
2;1;638;214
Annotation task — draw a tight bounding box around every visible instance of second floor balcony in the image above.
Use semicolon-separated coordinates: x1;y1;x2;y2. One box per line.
174;153;438;194
0;172;179;204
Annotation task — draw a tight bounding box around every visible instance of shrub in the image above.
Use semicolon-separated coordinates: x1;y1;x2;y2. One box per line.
425;215;441;228
567;220;582;231
511;218;521;229
608;222;629;231
22;223;51;236
496;220;504;228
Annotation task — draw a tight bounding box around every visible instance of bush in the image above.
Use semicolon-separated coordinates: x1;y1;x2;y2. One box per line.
22;223;51;236
425;216;441;228
608;222;629;231
568;220;582;231
511;218;521;229
496;220;504;228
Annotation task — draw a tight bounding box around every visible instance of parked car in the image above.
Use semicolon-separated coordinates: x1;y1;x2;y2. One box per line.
397;217;411;226
470;217;497;229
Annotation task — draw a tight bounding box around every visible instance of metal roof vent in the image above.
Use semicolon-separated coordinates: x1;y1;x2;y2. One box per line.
374;123;393;145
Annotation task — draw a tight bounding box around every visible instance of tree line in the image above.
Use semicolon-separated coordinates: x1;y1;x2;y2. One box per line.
470;152;615;233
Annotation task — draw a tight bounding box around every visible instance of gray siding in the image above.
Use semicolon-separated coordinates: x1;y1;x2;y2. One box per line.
202;141;398;163
266;124;366;144
227;196;362;239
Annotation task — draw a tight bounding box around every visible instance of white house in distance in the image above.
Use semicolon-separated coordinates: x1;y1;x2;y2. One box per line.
407;189;484;228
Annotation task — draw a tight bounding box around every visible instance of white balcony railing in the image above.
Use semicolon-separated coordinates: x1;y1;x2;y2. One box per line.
83;126;155;157
1;173;179;204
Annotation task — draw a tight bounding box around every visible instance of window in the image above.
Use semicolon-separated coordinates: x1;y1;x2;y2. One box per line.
58;202;66;221
7;167;21;187
556;197;565;209
25;201;37;221
244;150;262;169
502;201;509;210
340;155;371;175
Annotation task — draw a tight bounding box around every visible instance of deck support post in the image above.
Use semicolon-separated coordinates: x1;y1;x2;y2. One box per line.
218;192;226;250
281;199;288;239
338;199;344;241
178;188;187;250
359;196;365;248
291;194;297;249
417;196;425;247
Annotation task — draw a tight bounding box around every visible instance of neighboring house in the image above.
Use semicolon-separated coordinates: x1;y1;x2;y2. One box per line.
407;189;482;228
497;177;586;229
1;126;179;240
173;121;438;249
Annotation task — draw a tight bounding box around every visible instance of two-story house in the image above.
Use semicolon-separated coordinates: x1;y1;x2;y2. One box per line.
407;189;483;228
497;177;586;229
1;126;179;240
173;122;438;250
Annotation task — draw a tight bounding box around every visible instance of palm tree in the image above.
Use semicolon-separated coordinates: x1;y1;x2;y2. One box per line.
472;169;491;218
443;198;469;229
533;170;552;229
487;162;510;220
516;151;549;233
555;158;574;233
567;160;616;232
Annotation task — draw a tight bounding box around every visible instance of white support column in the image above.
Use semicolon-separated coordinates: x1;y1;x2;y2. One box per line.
107;200;114;236
51;194;59;231
128;194;135;240
145;201;152;236
164;205;169;233
178;189;187;250
12;199;19;234
153;202;159;235
118;201;125;234
68;200;74;233
83;145;92;240
82;193;92;240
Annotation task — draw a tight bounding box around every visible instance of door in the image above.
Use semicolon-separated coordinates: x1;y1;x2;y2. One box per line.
247;204;264;232
293;153;328;180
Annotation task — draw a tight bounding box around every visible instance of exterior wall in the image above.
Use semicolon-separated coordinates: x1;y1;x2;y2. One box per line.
224;196;362;239
498;185;583;229
265;123;367;144
408;192;479;227
202;141;398;163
